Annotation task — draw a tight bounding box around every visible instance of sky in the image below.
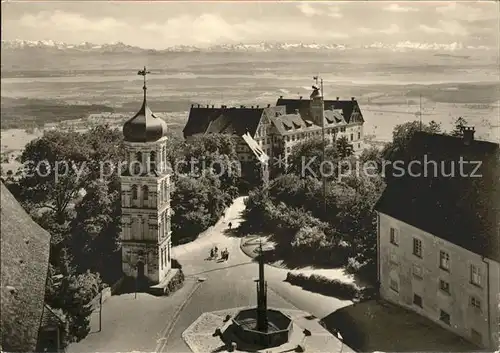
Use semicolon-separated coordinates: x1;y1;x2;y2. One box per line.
1;1;499;49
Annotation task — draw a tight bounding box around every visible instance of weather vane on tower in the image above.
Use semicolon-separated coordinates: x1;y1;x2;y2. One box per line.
137;66;151;99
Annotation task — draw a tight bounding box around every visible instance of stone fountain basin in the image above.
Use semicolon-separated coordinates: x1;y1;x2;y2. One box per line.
231;308;293;348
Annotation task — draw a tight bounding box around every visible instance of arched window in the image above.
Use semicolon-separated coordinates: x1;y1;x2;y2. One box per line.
150;151;156;172
142;185;149;201
131;185;138;200
135;152;142;175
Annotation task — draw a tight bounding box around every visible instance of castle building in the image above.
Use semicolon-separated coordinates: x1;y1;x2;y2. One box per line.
182;83;364;170
375;129;500;350
120;67;172;285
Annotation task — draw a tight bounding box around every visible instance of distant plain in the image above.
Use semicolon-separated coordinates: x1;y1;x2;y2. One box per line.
1;49;499;167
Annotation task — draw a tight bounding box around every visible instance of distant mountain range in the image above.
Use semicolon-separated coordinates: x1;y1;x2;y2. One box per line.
1;39;492;53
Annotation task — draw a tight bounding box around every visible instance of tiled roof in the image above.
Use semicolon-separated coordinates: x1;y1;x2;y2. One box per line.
183;106;265;138
375;132;500;262
40;305;65;329
276;98;364;124
1;182;51;352
270;111;346;135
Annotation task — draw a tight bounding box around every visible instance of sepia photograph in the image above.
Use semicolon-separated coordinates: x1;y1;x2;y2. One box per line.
1;1;499;353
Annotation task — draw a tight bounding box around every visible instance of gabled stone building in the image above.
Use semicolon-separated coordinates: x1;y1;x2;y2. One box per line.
375;129;500;350
183;83;365;173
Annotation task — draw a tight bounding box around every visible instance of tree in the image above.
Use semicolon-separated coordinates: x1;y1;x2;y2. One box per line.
450;117;468;137
45;268;102;347
70;178;122;283
287;137;339;179
292;226;328;250
382;120;441;162
336;136;352;159
15;130;89;224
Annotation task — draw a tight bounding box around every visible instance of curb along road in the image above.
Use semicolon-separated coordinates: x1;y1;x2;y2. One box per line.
155;279;204;353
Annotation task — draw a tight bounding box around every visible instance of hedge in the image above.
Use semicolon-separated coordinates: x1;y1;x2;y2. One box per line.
285;272;359;300
164;269;185;296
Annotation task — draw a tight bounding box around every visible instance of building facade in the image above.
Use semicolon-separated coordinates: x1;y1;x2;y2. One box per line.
376;130;500;350
182;84;365;170
120;69;172;285
378;212;500;349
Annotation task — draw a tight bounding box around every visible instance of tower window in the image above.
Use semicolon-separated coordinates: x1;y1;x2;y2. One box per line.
142;185;149;201
131;185;138;200
150;151;156;172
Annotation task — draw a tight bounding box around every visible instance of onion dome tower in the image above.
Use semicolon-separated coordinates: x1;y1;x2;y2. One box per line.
120;67;172;288
123;67;168;142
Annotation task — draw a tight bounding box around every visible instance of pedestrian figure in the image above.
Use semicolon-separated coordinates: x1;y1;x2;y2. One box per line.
214;246;218;259
210;248;214;259
228;222;232;230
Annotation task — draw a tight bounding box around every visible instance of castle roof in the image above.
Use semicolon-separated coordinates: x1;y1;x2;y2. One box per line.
1;182;51;352
183;105;265;138
276;98;364;124
375;132;500;262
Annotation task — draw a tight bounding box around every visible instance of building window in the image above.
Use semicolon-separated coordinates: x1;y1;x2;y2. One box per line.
350;133;353;141
439;251;450;271
142;185;149;201
131;185;138;200
358;132;361;140
439;310;450;325
470;296;481;310
470;264;482;287
412;264;423;279
390;228;399;245
390;278;399;293
413;238;422;258
413;294;423;308
439;279;450;295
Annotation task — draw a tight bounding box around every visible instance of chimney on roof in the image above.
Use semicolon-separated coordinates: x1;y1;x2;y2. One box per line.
267;104;271;108
191;104;194;108
336;97;339;101
197;104;201;108
207;104;209;108
212;105;214;108
351;97;355;101
463;126;475;145
251;106;254;108
240;105;244;108
279;95;283;99
299;96;303;100
256;105;259;108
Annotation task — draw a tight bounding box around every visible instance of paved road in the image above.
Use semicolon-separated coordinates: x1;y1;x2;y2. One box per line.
161;197;351;352
69;197;351;353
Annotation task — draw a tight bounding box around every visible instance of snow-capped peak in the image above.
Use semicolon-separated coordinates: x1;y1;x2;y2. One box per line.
1;39;492;53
